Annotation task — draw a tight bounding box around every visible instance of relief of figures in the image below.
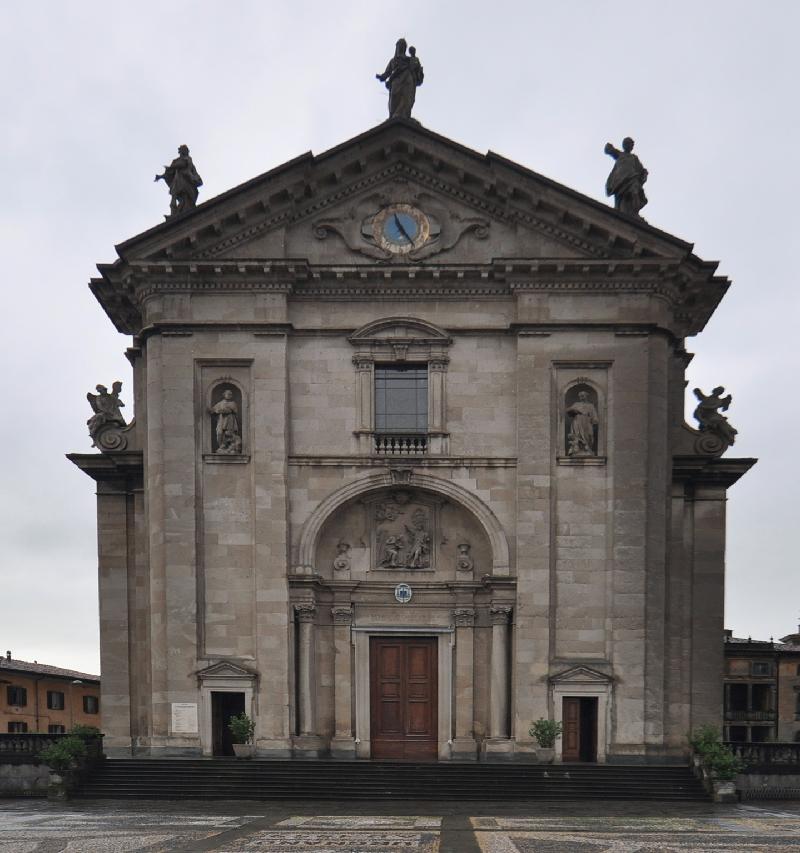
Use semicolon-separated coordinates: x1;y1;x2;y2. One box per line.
566;387;600;457
375;497;433;570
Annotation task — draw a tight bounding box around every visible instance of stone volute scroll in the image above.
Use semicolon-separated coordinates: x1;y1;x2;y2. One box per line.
564;383;600;458
154;144;203;217
208;383;243;456
376;38;424;119
692;386;738;455
604;137;648;217
86;381;128;451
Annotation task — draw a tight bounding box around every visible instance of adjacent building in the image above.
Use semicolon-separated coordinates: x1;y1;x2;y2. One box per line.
69;119;754;762
724;629;800;743
0;652;100;734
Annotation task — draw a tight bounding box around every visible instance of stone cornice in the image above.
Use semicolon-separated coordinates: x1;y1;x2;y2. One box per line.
672;456;757;488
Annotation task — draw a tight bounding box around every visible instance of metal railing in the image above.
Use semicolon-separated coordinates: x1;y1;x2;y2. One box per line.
374;433;427;455
724;710;776;721
725;741;800;767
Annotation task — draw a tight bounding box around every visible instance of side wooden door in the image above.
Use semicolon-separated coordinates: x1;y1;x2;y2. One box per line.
370;637;438;760
562;697;581;762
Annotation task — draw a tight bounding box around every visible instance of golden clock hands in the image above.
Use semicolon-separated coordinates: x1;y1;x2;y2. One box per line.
393;213;414;244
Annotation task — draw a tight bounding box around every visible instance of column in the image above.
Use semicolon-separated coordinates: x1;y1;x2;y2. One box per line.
294;604;317;739
352;357;374;453
331;605;356;759
485;604;513;758
427;358;449;454
452;608;477;760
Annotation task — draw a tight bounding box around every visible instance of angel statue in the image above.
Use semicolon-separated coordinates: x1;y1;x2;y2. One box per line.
693;386;738;446
87;382;126;444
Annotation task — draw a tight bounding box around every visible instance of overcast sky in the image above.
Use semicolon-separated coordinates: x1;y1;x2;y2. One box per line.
1;1;798;675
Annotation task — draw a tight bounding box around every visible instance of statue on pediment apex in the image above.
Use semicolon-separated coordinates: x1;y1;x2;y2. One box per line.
604;137;648;217
155;144;203;217
376;38;424;119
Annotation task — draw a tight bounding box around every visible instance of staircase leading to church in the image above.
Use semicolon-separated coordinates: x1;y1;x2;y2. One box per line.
76;759;708;801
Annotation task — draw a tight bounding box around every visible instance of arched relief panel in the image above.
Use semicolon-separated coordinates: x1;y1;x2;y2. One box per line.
553;365;610;464
313;487;492;581
294;471;510;576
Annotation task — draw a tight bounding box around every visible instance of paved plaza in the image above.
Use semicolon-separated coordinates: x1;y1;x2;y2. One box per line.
2;798;800;852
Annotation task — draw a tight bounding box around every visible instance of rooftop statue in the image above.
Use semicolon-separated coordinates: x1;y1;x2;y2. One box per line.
604;137;648;217
87;381;126;447
155;144;203;217
693;386;738;447
376;38;424;120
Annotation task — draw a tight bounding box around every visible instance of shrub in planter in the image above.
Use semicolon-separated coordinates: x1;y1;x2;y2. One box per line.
228;713;255;744
529;718;563;749
38;736;87;774
705;742;744;781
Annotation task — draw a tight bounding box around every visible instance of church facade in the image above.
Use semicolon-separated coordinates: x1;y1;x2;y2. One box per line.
70;120;754;763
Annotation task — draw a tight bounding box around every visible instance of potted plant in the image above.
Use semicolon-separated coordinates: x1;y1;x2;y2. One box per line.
228;712;256;758
688;725;743;802
529;718;563;764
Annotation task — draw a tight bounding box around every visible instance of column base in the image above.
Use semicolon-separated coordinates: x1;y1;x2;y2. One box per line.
292;734;327;759
451;737;478;761
482;737;515;761
330;736;357;760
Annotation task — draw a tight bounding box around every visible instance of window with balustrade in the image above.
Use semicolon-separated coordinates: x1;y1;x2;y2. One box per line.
374;365;428;454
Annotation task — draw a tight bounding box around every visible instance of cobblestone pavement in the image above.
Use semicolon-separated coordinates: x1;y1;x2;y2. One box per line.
2;799;800;852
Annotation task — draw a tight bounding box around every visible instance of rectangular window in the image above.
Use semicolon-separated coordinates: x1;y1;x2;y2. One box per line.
8;722;28;733
83;695;99;714
7;686;27;706
48;724;66;734
374;365;427;433
752;662;772;676
47;691;65;710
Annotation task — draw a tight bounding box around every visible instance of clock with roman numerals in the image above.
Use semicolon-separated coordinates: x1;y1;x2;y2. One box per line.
372;204;430;255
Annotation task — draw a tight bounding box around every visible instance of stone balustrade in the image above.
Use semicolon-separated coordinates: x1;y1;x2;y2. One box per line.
726;741;800;768
374;433;428;454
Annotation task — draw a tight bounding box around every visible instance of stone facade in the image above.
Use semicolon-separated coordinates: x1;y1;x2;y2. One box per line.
69;119;755;762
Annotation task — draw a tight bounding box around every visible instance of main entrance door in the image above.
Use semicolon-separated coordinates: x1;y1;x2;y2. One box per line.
211;691;245;757
370;637;438;760
562;697;598;762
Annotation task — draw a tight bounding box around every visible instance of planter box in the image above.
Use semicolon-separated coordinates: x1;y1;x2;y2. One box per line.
232;743;256;759
712;779;737;803
536;748;555;764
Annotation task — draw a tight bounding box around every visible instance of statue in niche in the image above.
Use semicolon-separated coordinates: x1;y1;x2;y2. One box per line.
333;542;352;573
376;38;424;119
566;389;599;457
209;389;242;454
604;137;648;217
375;499;432;570
456;543;474;574
87;382;126;443
693;386;738;446
155;145;203;217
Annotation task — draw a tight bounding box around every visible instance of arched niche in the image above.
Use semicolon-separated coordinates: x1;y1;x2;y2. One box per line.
208;380;244;455
563;380;602;458
295;471;510;576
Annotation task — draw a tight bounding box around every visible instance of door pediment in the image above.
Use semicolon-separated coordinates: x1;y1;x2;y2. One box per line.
550;665;613;685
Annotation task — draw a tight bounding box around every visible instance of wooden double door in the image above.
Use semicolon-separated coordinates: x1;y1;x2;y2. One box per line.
370;637;438;760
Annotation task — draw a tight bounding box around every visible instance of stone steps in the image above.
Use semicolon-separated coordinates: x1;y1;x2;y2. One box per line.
76;759;709;801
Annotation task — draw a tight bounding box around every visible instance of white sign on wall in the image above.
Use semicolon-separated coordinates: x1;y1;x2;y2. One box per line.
171;702;199;734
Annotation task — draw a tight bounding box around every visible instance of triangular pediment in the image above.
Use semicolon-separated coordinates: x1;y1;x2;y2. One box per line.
195;660;258;680
549;665;613;684
111;120;697;267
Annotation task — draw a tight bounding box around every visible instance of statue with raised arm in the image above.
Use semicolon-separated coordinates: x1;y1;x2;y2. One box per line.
604;137;648;217
87;382;126;445
376;38;424;119
693;386;738;447
155;144;203;216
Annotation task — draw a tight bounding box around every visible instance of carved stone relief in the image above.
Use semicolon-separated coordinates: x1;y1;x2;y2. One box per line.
453;608;475;627
456;542;474;575
693;386;737;454
371;491;437;571
86;381;128;451
332;542;352;573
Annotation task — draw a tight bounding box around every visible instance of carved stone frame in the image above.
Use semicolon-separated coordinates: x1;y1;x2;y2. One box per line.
349;317;452;455
553;363;611;465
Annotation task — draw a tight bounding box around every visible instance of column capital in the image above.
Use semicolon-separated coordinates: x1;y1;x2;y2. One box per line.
489;604;513;625
331;605;353;625
352;355;374;370
295;602;316;623
453;607;475;627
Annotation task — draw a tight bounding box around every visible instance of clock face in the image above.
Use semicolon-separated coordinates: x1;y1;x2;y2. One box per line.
373;204;430;254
